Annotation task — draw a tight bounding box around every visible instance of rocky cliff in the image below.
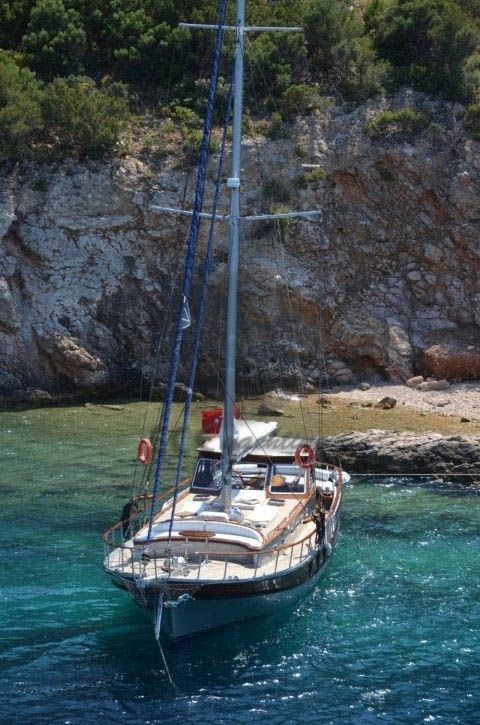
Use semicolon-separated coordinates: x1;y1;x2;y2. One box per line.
1;89;479;402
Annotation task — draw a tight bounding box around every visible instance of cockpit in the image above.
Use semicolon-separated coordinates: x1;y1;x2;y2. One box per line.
191;459;269;494
190;458;312;498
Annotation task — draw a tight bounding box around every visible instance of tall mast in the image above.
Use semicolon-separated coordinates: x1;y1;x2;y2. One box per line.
221;0;245;511
168;4;305;511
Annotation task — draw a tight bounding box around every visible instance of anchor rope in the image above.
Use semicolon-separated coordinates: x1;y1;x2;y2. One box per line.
146;0;229;542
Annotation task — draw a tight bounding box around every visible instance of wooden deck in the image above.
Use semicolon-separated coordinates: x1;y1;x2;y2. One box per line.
105;518;318;583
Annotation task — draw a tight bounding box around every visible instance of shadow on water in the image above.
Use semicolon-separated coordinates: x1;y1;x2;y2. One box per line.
96;595;306;686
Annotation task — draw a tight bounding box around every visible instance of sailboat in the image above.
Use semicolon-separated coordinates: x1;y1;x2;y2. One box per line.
102;0;349;641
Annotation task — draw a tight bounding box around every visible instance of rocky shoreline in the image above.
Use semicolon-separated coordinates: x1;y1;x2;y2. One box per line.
2;379;480;484
320;429;480;485
331;380;480;422
318;382;480;484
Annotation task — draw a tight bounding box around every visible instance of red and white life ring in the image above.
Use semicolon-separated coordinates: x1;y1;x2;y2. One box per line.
294;443;316;469
137;437;154;465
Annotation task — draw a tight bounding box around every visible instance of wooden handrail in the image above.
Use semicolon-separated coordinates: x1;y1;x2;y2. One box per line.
101;479;191;541
103;464;343;559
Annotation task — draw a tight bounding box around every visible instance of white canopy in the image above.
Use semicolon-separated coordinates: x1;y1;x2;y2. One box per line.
198;419;278;460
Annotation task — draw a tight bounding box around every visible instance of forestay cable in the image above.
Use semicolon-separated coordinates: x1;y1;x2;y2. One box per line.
172;68;234;502
146;0;229;542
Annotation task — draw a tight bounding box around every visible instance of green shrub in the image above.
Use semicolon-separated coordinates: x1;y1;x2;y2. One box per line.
304;0;388;101
245;31;308;106
22;0;86;80
168;104;201;130
252;119;270;136
296;167;327;188
42;75;129;156
102;1;188;84
334;36;391;101
179;129;218;167
0;51;44;161
465;103;480;139
304;0;363;70
0;1;32;50
262;178;291;204
294;145;308;158
365;108;432;137
142;129;166;160
267;112;290;140
462;52;480;102
368;0;480;101
281;84;324;120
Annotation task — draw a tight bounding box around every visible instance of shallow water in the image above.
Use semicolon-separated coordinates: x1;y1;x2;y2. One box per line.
0;402;479;724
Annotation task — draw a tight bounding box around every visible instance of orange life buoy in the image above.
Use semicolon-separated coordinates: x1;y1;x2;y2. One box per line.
294;443;316;469
137;437;154;465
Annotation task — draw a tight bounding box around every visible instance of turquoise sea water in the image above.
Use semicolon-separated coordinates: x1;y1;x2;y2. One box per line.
0;402;479;724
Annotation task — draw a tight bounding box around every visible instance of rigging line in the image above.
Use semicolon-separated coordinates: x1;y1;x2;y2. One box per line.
212;372;273;466
145;177;192;429
244;45;287;402
271;220;312;440
150;593;179;691
132;0;194;494
314;304;328;463
347;473;480;479
146;0;229;543
164;0;199;106
215;238;228;399
135;397;192;506
244;34;283;116
130;174;192;500
172;60;234;494
248;72;296;408
313;305;344;472
244;46;269;202
244;37;315;441
314;308;323;454
149;174;192;410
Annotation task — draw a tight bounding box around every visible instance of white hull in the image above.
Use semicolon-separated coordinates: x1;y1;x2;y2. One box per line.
160;562;328;640
103;451;346;642
168;567;325;641
111;547;333;641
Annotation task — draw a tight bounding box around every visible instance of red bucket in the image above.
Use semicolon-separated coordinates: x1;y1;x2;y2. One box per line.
201;405;241;434
202;408;223;434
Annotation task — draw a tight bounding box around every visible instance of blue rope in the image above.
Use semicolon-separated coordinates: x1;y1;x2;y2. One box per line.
168;68;234;537
146;0;229;542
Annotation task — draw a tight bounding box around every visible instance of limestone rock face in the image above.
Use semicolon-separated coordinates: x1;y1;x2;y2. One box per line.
35;328;107;387
1;89;480;398
0;277;19;332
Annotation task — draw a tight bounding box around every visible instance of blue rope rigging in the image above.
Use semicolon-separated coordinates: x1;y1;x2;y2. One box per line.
166;68;235;542
146;0;229;542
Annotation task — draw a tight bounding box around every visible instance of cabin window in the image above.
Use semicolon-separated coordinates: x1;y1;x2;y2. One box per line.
191;458;222;493
232;463;268;490
269;464;306;495
191;460;269;493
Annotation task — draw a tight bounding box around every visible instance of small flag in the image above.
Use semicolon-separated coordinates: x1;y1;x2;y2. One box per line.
180;295;191;330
